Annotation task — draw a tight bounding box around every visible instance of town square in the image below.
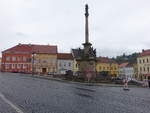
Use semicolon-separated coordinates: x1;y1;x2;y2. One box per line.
0;0;150;113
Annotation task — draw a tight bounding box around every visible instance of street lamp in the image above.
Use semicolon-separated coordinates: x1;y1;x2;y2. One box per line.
109;60;112;78
32;52;36;75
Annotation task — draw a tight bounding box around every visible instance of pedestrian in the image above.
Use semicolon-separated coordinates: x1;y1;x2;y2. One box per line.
143;79;147;87
123;77;128;89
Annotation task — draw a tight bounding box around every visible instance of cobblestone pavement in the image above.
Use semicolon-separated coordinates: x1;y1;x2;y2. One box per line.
0;72;150;113
0;97;17;113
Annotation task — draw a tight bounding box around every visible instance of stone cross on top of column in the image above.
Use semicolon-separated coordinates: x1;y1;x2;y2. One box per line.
85;4;89;17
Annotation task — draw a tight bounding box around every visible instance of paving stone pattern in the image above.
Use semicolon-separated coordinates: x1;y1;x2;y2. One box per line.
0;72;150;113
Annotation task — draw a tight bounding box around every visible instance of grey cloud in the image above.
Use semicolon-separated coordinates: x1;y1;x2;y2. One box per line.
0;0;150;57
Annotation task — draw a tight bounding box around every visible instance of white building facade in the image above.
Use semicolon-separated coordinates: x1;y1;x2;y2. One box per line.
57;53;74;74
119;63;134;79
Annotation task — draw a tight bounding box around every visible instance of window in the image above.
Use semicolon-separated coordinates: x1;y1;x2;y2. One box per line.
12;64;15;69
99;66;101;70
139;59;141;64
27;58;31;62
23;57;26;61
143;59;145;63
6;56;10;61
140;67;142;71
52;60;56;65
143;67;145;72
59;63;61;67
15;64;17;68
64;62;66;67
21;64;23;69
23;64;26;69
147;67;150;72
12;56;17;61
18;57;21;61
17;64;21;69
9;64;12;69
53;67;55;72
147;59;149;63
68;62;71;67
43;60;47;63
76;64;78;68
5;64;9;69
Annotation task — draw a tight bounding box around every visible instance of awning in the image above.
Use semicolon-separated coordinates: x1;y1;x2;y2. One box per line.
144;74;150;76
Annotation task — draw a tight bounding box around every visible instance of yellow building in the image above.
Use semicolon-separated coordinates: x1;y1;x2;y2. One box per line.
96;57;118;77
133;63;138;80
34;54;57;74
137;49;150;81
32;45;57;75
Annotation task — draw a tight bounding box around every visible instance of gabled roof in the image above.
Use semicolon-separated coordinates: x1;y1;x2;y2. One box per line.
119;62;129;68
2;44;57;54
57;53;73;60
119;62;133;68
139;49;150;57
71;49;83;59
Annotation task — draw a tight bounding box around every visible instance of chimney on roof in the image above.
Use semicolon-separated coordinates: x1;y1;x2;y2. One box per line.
18;43;21;46
142;49;144;52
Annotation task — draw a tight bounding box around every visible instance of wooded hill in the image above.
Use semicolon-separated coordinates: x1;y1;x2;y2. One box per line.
112;53;139;64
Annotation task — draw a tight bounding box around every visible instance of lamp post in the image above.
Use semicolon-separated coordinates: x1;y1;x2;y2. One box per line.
32;52;35;75
109;60;112;78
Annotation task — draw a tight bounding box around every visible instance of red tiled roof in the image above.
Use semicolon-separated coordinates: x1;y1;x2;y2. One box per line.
119;62;129;68
57;53;73;60
2;44;57;54
98;57;109;63
98;57;117;64
32;45;57;54
139;49;150;57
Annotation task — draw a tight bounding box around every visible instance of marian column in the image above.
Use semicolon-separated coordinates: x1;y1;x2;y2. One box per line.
83;4;92;55
85;4;89;43
72;4;97;82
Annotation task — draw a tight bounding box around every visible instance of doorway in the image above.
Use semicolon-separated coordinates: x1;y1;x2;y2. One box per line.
42;68;47;73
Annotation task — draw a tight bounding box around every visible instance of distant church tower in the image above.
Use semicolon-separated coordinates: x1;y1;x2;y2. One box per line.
72;4;97;81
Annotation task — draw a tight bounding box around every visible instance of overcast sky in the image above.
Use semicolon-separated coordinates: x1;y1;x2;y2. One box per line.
0;0;150;57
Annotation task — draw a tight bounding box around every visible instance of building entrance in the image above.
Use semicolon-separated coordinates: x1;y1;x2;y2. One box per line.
42;68;47;73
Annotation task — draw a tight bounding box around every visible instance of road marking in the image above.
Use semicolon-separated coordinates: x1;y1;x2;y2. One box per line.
0;92;24;113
